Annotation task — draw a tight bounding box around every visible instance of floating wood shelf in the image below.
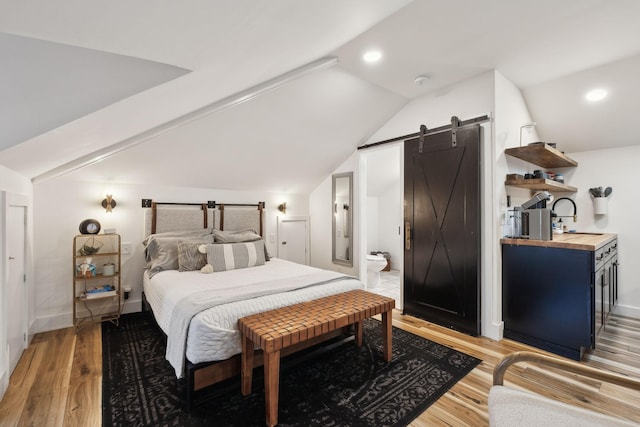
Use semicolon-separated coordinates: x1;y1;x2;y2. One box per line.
505;177;577;192
505;144;578;168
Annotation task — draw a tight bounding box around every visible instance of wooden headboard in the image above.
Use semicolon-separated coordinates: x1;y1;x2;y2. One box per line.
143;200;265;237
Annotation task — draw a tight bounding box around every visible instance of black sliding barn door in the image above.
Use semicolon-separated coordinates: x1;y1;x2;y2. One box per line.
404;125;481;336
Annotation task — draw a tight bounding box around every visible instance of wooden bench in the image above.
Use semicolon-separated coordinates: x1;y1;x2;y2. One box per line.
237;289;395;427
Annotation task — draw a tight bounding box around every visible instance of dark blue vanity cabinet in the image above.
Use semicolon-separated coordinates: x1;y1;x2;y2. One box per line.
502;236;618;360
502;245;594;360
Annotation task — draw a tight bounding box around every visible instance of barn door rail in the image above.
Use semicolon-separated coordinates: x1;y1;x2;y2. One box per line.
357;114;490;151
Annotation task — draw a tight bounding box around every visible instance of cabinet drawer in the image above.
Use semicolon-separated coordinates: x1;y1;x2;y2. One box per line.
595;247;606;270
595;239;617;269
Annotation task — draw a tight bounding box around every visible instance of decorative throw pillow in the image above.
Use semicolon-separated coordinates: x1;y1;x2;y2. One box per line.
212;229;271;261
146;235;214;277
142;228;211;247
177;241;208;272
202;240;266;272
212;228;261;243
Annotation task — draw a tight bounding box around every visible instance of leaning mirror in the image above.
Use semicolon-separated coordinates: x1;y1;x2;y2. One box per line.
332;172;353;267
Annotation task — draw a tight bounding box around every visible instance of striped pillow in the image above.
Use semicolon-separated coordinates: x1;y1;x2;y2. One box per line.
205;240;266;272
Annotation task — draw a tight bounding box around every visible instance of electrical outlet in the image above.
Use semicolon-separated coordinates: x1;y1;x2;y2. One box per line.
122;242;132;255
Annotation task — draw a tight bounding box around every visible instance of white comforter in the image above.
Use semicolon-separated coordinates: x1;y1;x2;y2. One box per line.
143;258;363;377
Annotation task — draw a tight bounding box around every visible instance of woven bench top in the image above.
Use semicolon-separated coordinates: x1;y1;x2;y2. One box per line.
238;289;395;353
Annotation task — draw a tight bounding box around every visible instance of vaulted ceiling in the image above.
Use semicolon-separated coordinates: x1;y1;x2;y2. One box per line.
1;0;639;193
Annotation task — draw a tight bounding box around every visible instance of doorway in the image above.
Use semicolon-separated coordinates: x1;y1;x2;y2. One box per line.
361;145;404;309
7;204;26;374
277;216;310;265
1;191;28;394
404;125;481;336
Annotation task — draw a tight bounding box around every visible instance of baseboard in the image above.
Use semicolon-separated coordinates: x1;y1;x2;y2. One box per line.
0;348;8;402
483;320;504;341
33;312;72;333
28;319;36;344
121;298;142;314
613;304;640;319
34;299;143;333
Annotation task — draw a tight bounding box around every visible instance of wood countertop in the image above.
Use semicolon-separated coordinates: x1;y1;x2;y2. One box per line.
501;233;617;251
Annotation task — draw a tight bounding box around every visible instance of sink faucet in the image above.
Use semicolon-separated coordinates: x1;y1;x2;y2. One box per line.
552;197;577;222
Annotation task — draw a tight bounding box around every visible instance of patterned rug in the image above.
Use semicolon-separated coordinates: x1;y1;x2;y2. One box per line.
102;312;480;426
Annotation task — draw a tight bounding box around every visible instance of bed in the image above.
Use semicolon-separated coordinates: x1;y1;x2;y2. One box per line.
141;201;364;404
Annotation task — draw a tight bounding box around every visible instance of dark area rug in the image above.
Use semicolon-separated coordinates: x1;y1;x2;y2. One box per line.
102;312;480;427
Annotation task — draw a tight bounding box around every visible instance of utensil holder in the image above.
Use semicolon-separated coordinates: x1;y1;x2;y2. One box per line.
593;197;607;215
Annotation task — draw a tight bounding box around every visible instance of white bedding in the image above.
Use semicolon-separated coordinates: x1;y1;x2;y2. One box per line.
143;258;363;377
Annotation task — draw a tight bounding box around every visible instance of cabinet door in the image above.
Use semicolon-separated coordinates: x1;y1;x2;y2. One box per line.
502;245;593;357
595;265;605;334
612;254;618;307
604;259;612;320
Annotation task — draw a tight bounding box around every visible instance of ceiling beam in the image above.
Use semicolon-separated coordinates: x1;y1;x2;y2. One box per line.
32;56;339;184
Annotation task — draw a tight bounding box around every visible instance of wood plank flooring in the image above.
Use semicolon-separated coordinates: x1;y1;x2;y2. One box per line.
1;312;640;426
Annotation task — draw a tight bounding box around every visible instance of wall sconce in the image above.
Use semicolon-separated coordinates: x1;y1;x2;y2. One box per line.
277;202;287;214
519;122;537;147
101;194;117;213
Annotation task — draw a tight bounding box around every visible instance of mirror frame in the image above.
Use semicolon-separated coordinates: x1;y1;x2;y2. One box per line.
332;172;353;267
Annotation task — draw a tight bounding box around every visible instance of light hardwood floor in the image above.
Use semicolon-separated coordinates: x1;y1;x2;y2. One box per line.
1;312;640;426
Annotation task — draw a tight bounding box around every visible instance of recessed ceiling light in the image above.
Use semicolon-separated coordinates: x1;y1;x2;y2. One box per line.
585;88;607;102
363;50;382;64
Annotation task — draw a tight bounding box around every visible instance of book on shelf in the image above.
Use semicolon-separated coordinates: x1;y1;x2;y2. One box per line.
85;290;117;299
80;285;117;299
86;285;113;293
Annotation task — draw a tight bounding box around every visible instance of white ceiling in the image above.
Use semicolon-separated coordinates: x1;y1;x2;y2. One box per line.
1;0;639;192
0;32;189;149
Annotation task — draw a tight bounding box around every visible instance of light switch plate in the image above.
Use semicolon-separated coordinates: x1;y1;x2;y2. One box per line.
122;242;132;255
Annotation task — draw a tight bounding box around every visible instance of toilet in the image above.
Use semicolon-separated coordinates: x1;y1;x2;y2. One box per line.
366;254;388;288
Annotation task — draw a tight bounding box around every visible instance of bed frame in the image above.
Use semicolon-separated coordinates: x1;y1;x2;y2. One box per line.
142;200;350;408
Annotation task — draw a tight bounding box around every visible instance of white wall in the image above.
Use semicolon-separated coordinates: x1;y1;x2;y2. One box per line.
0;166;33;401
494;71;544;338
309;152;359;277
32;175;308;333
366;196;380;251
566;146;640;317
367;185;402;269
376;183;403;270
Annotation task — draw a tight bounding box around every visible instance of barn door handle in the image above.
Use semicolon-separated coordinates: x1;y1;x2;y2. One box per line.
282;241;287;245
405;222;411;251
8;257;15;260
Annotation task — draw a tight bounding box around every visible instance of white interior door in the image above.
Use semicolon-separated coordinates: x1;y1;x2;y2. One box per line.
277;216;309;265
7;205;26;375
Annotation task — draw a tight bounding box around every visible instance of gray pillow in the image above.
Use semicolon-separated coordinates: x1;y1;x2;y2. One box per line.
212;228;261;243
205;240;266;272
146;235;214;277
212;228;271;261
177;241;208;272
143;228;211;247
